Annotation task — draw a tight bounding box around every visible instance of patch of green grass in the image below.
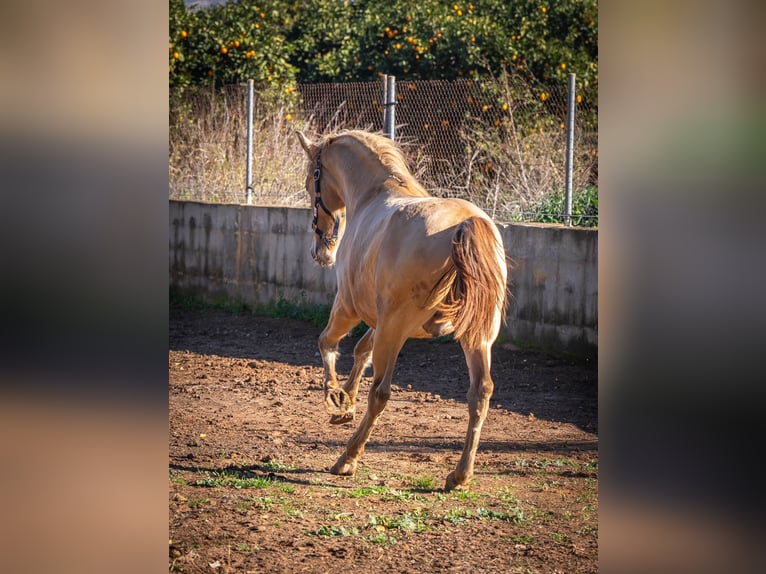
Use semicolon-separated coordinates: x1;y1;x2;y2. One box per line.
448;489;482;502
496;487;521;504
345;484;427;502
170;286;334;328
522;186;598;228
283;505;305;519
443;508;474;525
440;504;528;526
311;524;359;537
258;459;297;473
239;495;288;512
550;532;571;544
369;532;397;546
195;469;273;489
237;542;258;554
253;297;331;328
188;497;211;508
476;506;527;523
534;479;564;492
583;459;598;472
368;511;429;533
347;486;387;498
529;509;556;526
577;495;597;508
513;456;596;481
408;475;436;491
170;286;251;313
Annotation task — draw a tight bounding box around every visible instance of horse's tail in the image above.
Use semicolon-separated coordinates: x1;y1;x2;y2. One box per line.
431;217;509;349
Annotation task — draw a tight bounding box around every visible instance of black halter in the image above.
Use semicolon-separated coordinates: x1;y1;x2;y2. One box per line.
311;151;344;248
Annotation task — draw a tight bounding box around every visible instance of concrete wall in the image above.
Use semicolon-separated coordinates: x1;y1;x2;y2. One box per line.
500;224;597;356
170;200;597;356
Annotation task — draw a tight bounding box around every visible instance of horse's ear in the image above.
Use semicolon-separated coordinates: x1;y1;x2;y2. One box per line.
295;130;314;157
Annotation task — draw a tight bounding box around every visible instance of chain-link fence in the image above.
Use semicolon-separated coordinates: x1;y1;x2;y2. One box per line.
170;75;597;225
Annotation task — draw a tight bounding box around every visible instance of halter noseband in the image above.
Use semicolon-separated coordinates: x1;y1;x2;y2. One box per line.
312;151;345;248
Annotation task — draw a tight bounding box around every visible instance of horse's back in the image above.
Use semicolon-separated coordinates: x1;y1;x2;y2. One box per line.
380;196;497;265
337;195;501;334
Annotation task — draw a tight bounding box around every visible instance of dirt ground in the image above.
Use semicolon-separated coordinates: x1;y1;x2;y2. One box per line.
169;308;598;573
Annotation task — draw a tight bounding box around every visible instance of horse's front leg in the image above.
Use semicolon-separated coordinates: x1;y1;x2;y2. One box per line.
445;343;495;491
318;302;359;418
330;329;404;476
329;327;374;425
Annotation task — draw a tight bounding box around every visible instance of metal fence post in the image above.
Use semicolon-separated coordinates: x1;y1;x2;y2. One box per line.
245;79;254;205
564;73;576;225
384;75;396;140
381;74;388;134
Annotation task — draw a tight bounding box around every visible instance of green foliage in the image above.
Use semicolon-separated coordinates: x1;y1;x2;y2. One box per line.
368;511;429;533
443;507;473;524
443;505;527;524
170;0;597;116
523;186;598;227
408;475;437;491
196;469;274;489
259;298;331;327
347;486;387;498
312;524;359;537
169;287;334;327
258;459;297;472
170;0;298;104
475;506;527;523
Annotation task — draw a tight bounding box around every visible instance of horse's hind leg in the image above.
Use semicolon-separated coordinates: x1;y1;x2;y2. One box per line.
445;342;495;491
330;329;405;476
319;300;360;418
330;327;374;425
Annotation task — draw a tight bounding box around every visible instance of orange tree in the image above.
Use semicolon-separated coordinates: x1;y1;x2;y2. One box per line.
170;0;596;119
285;0;596;107
170;0;297;96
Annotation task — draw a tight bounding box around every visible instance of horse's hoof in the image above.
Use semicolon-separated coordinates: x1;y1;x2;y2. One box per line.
444;471;469;492
330;455;357;476
324;387;352;416
329;411;355;425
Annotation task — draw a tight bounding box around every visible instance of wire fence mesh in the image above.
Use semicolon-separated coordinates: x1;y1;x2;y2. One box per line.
169;74;597;225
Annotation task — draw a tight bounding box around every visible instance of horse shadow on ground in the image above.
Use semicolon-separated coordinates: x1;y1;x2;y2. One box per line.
170;309;597;435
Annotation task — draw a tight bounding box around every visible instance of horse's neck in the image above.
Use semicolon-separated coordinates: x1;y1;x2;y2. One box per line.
333;140;427;211
349;176;428;217
337;165;391;212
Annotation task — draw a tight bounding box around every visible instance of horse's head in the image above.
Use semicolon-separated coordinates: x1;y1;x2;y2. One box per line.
296;131;347;267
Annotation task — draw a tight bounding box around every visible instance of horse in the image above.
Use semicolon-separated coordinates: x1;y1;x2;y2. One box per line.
295;129;509;491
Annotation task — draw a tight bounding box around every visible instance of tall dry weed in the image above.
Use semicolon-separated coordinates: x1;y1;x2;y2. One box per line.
169;79;596;225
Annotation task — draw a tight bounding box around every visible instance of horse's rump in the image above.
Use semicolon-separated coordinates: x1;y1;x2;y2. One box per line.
427;216;508;349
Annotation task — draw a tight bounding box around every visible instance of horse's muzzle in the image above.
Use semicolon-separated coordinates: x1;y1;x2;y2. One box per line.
311;246;335;267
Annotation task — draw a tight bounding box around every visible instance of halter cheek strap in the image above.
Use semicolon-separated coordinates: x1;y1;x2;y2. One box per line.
312;152;345;248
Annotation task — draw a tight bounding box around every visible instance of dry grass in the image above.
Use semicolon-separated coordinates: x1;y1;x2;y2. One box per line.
169;86;310;206
169;81;597;223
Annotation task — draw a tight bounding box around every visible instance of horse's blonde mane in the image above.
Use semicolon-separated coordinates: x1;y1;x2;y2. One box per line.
325;130;429;197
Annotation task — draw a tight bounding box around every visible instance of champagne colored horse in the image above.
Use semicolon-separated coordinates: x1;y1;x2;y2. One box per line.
296;129;508;491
